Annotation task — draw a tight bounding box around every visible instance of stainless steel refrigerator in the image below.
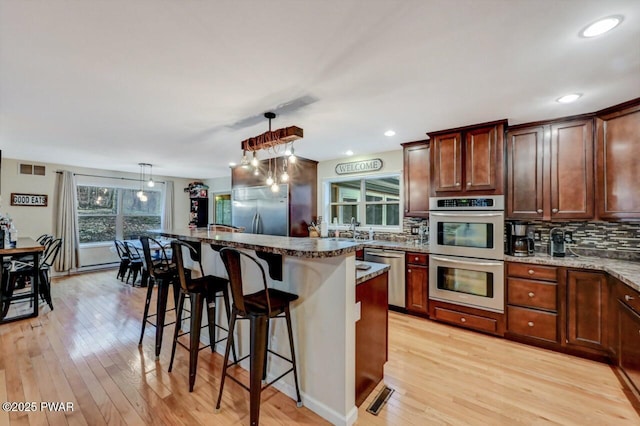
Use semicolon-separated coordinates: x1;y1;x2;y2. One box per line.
231;184;289;236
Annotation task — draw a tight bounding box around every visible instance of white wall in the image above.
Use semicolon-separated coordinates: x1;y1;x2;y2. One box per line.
316;149;403;220
0;157;195;268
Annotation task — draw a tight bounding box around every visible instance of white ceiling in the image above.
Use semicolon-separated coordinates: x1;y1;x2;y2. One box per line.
1;0;639;179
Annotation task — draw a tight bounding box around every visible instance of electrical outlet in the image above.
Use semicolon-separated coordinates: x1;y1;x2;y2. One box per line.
564;231;573;243
533;231;541;241
411;226;420;235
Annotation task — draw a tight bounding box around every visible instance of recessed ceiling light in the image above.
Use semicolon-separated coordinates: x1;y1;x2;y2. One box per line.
581;16;622;38
384;130;396;137
228;162;236;166
556;93;582;104
345;150;354;156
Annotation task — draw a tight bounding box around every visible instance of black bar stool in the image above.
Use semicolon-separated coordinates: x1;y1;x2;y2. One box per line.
168;240;236;391
216;247;302;426
138;236;179;358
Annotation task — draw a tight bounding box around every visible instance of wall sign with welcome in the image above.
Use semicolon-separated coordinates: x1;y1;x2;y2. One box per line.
10;193;48;207
334;158;383;175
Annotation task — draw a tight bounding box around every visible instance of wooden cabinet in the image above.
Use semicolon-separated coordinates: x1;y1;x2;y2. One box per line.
566;271;608;353
402;140;430;217
507;118;594;220
231;156;317;237
355;271;388;406
405;252;428;314
617;285;640;396
596;99;640;220
506;263;560;344
429;300;504;336
429;120;505;196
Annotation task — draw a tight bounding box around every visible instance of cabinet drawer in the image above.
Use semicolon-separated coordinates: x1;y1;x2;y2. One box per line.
507;263;557;282
406;253;428;265
433;307;497;333
507;278;557;311
619;286;640;315
508;306;558;342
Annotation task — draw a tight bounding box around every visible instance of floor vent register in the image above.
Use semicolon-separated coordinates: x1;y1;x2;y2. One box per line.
366;386;394;416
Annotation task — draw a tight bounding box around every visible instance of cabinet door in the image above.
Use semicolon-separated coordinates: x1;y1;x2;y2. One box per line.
506;126;545;219
567;271;608;351
465;125;501;192
596;102;640;219
550;119;594;220
406;264;428;314
619;301;640;394
403;142;430;217
432;132;462;193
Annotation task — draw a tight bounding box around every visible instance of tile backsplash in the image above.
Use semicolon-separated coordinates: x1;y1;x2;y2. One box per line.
526;220;640;261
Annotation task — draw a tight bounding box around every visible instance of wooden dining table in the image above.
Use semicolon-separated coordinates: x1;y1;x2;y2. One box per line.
0;237;46;323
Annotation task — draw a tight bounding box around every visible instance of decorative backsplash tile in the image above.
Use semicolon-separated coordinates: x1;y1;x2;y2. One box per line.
526;220;640;261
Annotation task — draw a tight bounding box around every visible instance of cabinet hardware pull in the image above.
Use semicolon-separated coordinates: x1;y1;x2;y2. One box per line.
625;295;635;301
408;269;411;273
455;182;460;186
467;182;471;186
460;317;466;323
528;321;534;327
537;209;543;214
528;292;535;298
415;257;419;261
552;208;558;213
528;269;535;275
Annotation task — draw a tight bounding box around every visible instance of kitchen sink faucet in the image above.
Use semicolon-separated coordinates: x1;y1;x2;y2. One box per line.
349;217;361;240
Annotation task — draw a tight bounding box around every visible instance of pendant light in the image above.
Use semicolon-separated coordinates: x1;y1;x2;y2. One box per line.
147;164;155;187
137;163;145;199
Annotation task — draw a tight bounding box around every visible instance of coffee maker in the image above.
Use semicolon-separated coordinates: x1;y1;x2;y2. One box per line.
506;221;534;257
550;228;566;257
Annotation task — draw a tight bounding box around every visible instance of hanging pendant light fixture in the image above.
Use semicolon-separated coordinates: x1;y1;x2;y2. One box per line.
137;163;152;202
147;164;155;187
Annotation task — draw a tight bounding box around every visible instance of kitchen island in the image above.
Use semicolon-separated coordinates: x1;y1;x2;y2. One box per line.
157;228;373;426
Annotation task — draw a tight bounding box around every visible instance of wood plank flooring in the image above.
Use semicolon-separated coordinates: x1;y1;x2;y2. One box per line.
0;270;638;425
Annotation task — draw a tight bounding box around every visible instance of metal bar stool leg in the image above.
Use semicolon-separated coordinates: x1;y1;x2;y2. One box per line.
188;292;204;392
155;278;170;359
168;291;186;373
138;278;156;345
249;314;268;426
215;307;238;412
221;287;238;363
285;305;303;405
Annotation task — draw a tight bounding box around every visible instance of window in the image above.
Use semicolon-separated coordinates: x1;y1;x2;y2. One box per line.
77;185;162;243
327;174;400;228
214;193;232;225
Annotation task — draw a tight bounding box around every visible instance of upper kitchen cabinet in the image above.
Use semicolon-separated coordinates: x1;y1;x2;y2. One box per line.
596;99;640;220
506;117;594;220
429;120;506;196
402;140;430;217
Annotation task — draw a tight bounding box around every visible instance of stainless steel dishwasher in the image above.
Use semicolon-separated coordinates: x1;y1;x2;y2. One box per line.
364;248;406;309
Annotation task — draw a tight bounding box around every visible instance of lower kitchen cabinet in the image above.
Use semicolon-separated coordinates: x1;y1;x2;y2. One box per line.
566;270;608;354
406;252;428;315
506;263;560;345
619;302;640;395
355;271;388;407
429;299;505;336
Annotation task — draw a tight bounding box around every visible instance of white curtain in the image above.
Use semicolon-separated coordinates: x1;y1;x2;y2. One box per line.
54;170;80;272
162;180;174;230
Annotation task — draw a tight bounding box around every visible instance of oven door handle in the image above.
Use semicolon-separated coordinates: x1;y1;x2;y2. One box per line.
429;212;504;218
431;255;503;268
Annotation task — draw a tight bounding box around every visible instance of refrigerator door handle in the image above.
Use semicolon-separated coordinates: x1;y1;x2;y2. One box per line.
251;213;258;234
256;213;262;234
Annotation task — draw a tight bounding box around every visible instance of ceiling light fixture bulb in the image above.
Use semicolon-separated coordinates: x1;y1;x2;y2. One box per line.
147;179;154;187
384;130;396;137
266;172;274;186
556;93;582;103
253;168;260;176
581;16;622;38
251;152;259;167
229;162;236;167
281;170;289;182
288;146;296;164
271;182;280;192
137;190;144;198
345;150;354;156
140;193;148;202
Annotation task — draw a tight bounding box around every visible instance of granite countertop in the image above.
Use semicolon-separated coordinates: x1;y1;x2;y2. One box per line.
505;253;640;293
157;228;364;258
355;261;390;285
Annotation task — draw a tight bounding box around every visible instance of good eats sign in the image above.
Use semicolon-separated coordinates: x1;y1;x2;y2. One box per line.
10;193;48;207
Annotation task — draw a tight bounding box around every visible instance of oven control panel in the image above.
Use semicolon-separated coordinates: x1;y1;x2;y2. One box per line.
429;195;504;211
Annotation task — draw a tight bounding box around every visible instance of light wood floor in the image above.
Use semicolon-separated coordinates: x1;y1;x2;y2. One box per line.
0;270;638;425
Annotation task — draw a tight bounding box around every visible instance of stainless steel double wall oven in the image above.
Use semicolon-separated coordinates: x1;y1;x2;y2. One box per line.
428;196;505;313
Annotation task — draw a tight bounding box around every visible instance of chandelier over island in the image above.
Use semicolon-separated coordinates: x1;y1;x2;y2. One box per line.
239;112;302;192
